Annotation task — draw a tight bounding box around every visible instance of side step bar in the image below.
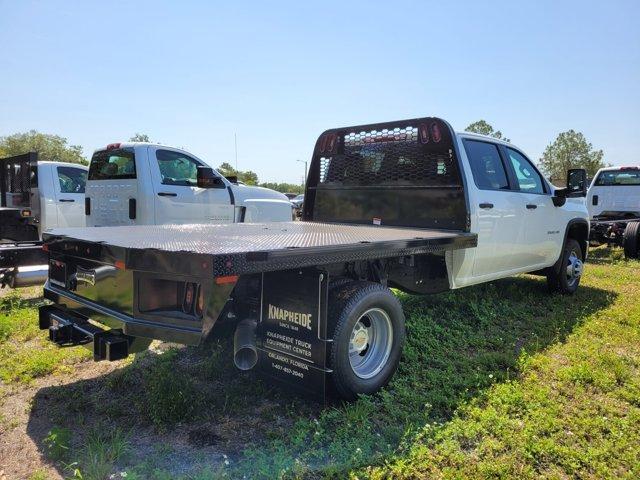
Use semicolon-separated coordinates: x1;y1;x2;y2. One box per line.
39;305;132;361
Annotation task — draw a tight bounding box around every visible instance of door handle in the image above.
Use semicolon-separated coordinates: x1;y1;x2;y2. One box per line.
479;203;494;209
526;204;538;209
59;199;75;202
157;192;177;197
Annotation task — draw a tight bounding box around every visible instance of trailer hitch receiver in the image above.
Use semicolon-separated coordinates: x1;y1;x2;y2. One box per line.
39;305;132;361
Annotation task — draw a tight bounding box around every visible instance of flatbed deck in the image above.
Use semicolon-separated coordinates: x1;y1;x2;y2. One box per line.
44;222;477;276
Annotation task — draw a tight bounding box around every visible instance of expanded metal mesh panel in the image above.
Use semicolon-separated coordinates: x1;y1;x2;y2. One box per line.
6;159;34;193
317;126;460;188
48;222;468;255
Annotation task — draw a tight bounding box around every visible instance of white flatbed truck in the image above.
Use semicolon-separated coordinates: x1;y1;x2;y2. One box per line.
39;117;589;399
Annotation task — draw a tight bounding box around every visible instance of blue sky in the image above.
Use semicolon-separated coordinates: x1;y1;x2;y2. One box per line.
1;0;638;184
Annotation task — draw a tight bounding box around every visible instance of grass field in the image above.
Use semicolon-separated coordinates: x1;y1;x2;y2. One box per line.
0;247;638;479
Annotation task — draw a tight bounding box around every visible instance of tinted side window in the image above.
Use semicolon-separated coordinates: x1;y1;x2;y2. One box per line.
506;148;545;194
463;140;509;190
57;167;87;193
89;148;136;180
156;150;201;186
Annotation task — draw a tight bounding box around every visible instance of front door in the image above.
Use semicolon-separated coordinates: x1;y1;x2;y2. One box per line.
147;147;234;225
503;147;561;268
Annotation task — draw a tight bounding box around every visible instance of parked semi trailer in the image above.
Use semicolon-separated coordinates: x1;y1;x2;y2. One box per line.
586;166;640;258
39;117;589;399
0;153;87;287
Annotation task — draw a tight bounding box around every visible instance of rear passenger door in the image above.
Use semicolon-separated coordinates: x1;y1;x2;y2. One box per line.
463;139;522;277
53;165;87;227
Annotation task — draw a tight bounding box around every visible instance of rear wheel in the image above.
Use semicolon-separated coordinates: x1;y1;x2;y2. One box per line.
327;281;405;400
623;221;640;259
547;238;583;294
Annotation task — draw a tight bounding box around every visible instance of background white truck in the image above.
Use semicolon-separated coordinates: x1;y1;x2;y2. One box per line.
40;117;591;400
587;166;640;258
0;153;87;287
85;142;293;227
1;144;293;288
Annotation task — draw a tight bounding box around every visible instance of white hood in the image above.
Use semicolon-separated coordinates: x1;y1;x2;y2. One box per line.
230;184;290;203
229;184;293;222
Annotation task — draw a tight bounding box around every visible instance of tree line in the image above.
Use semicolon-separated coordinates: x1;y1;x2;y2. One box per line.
464;120;606;181
0;125;608;189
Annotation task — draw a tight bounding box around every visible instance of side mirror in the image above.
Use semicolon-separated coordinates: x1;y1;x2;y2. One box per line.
197;167;225;189
566;168;587;197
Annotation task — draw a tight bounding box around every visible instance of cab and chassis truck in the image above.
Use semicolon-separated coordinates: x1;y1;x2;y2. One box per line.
39;117;589;399
586;166;640;258
0;153;87;287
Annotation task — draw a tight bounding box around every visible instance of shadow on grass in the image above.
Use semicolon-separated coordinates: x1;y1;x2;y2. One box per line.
26;275;616;479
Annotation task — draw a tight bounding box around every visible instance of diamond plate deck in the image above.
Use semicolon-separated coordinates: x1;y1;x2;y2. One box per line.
44;222;477;276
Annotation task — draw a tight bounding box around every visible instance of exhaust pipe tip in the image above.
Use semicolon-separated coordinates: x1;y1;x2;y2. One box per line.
10;265;49;288
233;319;257;371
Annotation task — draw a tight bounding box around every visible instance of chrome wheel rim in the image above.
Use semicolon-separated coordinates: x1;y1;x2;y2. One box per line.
348;308;393;379
566;250;583;287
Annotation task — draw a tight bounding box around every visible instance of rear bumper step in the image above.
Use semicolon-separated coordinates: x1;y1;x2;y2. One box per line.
39;305;132;361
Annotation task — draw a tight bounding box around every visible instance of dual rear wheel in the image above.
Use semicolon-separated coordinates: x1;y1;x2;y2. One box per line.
327;281;405;400
623;221;640;259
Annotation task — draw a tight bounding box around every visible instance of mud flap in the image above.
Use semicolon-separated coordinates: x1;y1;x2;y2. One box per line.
256;269;331;399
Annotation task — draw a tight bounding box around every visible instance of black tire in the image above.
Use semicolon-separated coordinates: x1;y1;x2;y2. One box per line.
623;221;640;259
547;238;583;294
327;281;405;400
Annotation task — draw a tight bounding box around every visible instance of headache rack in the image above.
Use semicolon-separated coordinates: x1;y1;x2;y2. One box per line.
303;117;469;231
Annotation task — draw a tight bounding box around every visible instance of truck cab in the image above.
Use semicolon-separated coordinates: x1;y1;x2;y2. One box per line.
587;166;640;219
85;143;292;227
452;132;589;287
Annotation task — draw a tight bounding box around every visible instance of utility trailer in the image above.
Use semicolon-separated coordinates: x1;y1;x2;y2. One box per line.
39;116;589;399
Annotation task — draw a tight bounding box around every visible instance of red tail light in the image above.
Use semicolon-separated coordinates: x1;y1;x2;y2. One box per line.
183;282;195;314
106;143;121;150
318;135;328;154
195;285;204;317
418;124;430;144
326;133;337;153
430;122;442;143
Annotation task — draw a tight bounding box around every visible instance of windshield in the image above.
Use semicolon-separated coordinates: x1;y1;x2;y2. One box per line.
594;169;640;186
89;148;136;180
